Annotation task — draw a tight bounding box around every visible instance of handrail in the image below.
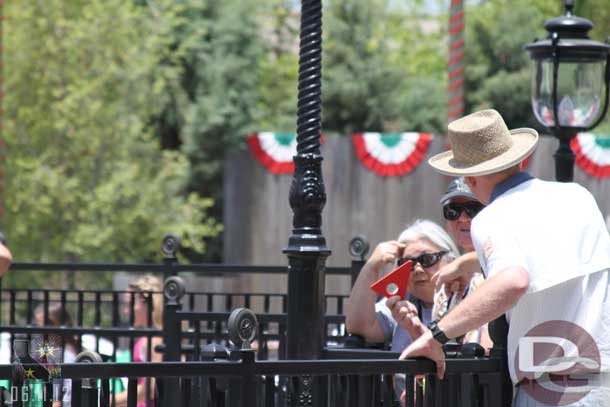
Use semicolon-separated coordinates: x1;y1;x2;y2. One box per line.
9;262;354;275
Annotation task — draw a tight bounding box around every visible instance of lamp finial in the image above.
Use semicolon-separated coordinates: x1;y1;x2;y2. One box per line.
564;0;574;16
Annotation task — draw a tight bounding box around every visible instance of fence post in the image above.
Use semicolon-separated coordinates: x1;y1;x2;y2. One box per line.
74;351;103;407
239;350;257;407
162;276;185;405
161;233;181;280
348;235;369;287
488;316;511;407
226;308;259;407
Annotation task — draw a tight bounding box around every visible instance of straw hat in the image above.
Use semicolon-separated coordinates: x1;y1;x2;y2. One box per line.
428;109;538;176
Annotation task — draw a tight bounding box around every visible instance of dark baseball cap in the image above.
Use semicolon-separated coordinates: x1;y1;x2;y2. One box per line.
440;177;478;205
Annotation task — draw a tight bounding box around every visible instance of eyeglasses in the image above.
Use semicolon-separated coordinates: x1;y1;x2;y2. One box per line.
397;251;447;268
442;201;484;221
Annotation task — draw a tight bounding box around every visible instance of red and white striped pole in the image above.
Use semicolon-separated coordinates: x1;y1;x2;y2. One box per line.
448;0;465;125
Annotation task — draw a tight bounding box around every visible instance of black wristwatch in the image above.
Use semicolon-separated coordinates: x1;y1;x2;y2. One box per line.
427;319;450;345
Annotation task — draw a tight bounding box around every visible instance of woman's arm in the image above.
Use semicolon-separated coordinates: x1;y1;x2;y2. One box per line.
345;241;405;343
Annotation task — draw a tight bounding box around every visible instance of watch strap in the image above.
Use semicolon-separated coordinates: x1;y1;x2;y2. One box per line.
427;319;450;345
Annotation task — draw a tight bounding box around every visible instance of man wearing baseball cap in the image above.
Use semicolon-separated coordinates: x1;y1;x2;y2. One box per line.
433;178;485;299
440;177;483;253
400;109;610;406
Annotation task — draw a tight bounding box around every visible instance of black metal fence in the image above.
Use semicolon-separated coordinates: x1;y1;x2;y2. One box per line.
0;236;509;406
0;320;507;407
0;253;362;363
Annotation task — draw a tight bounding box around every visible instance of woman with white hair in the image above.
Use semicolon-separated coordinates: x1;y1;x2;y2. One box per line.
346;219;460;353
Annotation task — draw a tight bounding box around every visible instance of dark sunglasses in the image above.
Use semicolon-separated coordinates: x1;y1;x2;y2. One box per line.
443;201;484;221
397;251;447;268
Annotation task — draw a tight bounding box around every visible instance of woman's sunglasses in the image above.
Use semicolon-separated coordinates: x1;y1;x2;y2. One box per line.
397;251;447;268
442;201;484;221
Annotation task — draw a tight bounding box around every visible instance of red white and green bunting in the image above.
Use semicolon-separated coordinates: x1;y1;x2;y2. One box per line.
571;133;610;179
248;132;298;174
352;133;433;177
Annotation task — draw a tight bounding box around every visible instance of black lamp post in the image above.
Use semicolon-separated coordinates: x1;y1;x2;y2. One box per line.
525;0;610;182
284;0;330;405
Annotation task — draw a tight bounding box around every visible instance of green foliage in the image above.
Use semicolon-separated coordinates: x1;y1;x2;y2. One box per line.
5;0;221;273
322;0;447;135
257;1;299;132
463;0;561;129
148;0;267;260
6;0;610;282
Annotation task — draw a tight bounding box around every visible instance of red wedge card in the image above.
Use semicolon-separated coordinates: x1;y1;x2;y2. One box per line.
370;260;412;299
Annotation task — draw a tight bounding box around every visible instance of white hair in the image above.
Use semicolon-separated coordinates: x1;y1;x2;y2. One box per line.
397;219;460;260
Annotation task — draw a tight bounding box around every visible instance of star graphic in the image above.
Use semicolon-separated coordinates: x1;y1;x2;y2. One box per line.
36;343;57;359
24;368;35;378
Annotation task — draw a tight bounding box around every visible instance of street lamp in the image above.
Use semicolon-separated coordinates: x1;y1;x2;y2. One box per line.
525;0;610;182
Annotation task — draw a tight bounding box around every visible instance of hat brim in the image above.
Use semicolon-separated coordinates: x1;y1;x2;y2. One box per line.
440;190;478;205
428;128;538;176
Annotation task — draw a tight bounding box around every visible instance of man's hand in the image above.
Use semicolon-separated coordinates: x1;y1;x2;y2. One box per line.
399;331;446;379
431;251;479;297
386;296;427;340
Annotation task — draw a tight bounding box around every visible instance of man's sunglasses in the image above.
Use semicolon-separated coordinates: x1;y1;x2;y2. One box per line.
397;251;447;268
443;202;484;221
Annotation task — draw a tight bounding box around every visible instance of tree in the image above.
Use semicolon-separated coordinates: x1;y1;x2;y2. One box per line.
321;0;447;135
463;0;561;130
148;0;267;260
4;0;221;282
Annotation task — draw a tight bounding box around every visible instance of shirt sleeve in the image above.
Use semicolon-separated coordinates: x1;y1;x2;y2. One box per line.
471;215;528;278
374;298;395;343
481;232;528;278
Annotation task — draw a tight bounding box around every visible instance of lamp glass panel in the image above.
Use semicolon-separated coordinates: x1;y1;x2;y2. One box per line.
531;60;605;127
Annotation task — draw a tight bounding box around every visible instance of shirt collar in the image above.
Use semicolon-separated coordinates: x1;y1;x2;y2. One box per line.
489;172;533;203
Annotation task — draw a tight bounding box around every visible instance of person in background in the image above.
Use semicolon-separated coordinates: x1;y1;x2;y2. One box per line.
346;219;460;396
114;275;164;407
433;178;492;348
346;219;459;352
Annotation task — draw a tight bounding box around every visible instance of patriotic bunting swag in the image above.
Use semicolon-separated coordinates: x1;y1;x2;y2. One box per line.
570;133;610;179
248;133;299;174
352;133;433;177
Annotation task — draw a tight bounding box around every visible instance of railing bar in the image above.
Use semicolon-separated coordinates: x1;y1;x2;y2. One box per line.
9;289;15;324
127;377;137;407
416;377;424;407
181;377;191;406
101;378;111;407
189;292;195;312
95;291;101;327
26;290;33;325
10;262;353;275
71;378;82;407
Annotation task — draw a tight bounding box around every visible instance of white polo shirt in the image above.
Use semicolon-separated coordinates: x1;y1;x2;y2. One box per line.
471;177;610;393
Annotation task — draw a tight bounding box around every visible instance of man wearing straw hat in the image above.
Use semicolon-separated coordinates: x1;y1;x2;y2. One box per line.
400;109;610;406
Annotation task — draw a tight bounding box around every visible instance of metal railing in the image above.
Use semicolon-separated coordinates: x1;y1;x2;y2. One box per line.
0;236;509;406
0;308;508;407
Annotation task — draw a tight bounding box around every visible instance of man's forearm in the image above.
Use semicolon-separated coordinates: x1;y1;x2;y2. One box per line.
458;251;480;275
437;266;528;339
